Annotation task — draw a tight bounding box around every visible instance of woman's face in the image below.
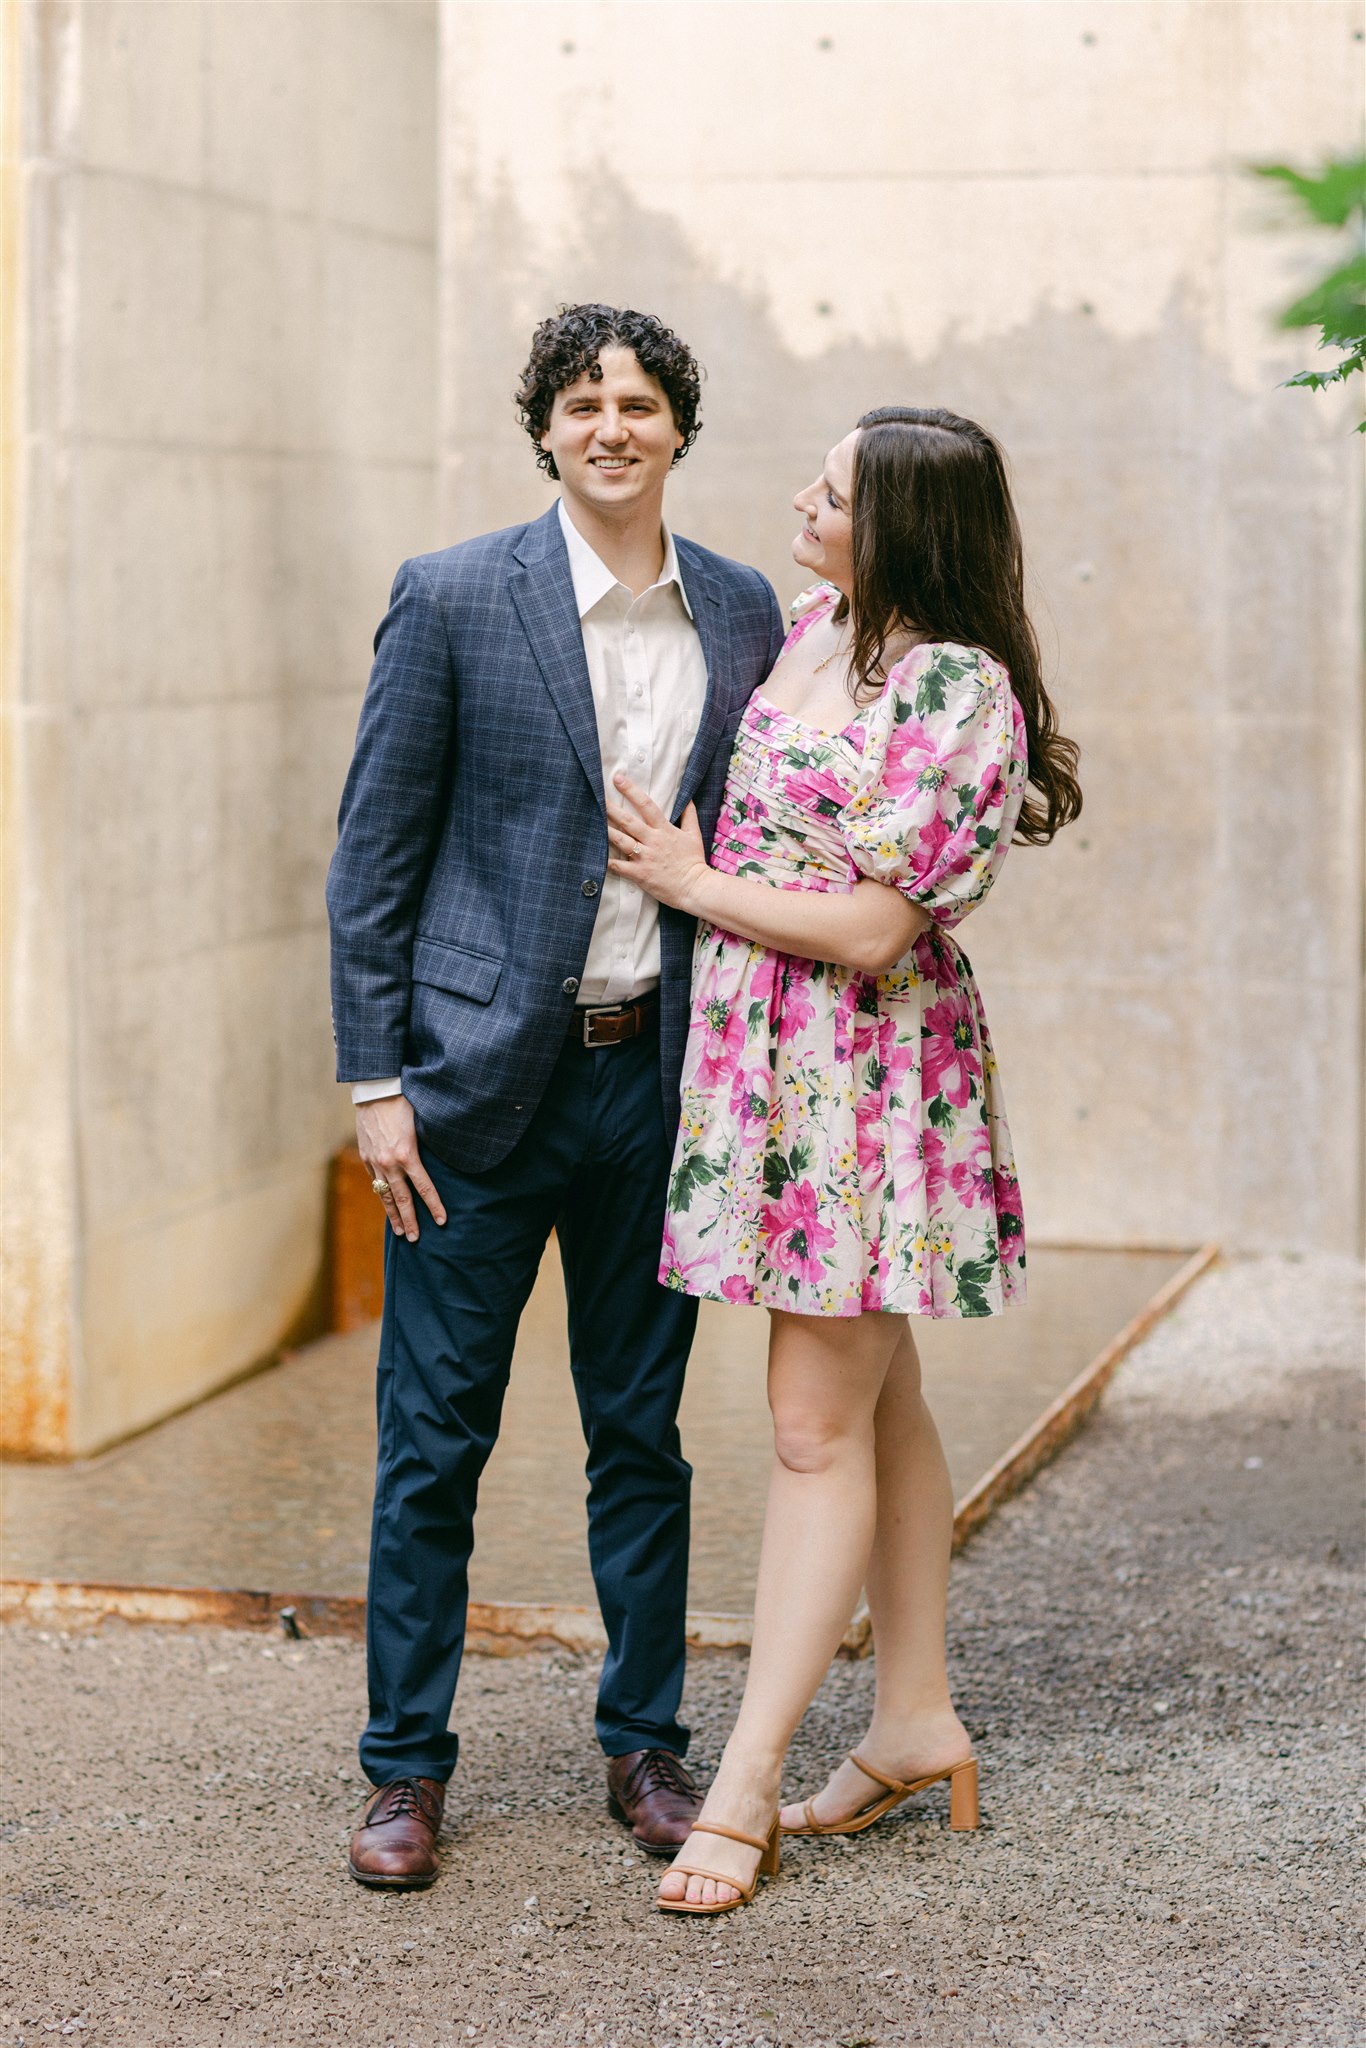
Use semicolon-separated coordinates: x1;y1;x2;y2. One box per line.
792;429;858;595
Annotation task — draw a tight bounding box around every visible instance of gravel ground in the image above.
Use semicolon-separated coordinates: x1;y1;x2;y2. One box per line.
2;1253;1362;2048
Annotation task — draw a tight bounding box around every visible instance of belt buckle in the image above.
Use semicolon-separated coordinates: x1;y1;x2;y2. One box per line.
580;1006;620;1049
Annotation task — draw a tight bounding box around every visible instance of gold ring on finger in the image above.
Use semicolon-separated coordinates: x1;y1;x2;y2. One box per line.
371;1178;390;1197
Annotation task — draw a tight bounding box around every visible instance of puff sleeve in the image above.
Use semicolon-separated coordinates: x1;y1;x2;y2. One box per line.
840;642;1026;931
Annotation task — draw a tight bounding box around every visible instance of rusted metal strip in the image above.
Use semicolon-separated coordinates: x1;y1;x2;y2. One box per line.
0;1580;367;1637
0;1579;870;1657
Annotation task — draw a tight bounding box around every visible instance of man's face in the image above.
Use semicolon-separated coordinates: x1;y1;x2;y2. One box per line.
540;346;684;516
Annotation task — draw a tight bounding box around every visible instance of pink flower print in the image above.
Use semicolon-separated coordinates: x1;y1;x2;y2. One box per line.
856;1093;887;1182
919;927;962;992
887;1034;917;1093
777;960;816;1043
783;762;852;819
761;1178;838;1286
877;1014;916;1091
911;806;955;882
860;1248;888;1313
924;1129;948;1207
948;1126;996;1209
659;1221;703;1294
696;995;747;1088
716;791;770;868
749;950;777;1000
992;1166;1025;1264
921;996;981;1108
721;1273;754;1304
891;1119;945;1204
882;715;956;800
729;1065;770;1132
833;982;860;1065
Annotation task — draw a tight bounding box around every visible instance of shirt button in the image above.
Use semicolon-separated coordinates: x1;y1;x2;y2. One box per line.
581;878;599;897
562;976;580;996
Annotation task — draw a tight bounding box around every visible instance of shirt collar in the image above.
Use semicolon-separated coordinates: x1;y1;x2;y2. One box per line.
557;498;694;621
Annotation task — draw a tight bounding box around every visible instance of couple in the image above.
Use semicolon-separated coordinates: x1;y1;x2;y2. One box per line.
326;302;1081;1916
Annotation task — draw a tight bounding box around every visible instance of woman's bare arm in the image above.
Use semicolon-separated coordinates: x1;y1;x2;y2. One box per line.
607;776;928;976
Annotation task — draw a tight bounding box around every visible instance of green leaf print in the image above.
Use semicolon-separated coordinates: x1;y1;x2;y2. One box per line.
669;1153;719;1213
789;1139;813;1178
927;1093;955;1130
954;1255;997;1319
763;1148;792;1200
974;824;998;849
914;665;948;716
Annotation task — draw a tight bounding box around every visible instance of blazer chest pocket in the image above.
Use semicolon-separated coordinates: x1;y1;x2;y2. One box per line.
412;936;502;1005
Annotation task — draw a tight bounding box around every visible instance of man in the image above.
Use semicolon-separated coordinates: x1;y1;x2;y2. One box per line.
327;304;785;1888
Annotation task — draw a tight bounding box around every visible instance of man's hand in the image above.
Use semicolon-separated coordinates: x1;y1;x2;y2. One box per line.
356;1094;447;1242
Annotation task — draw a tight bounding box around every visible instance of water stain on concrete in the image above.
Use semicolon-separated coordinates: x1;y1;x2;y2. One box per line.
1;1245;1189;1615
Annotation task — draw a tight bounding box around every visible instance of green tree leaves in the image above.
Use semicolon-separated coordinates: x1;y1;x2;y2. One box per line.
1253;155;1366;429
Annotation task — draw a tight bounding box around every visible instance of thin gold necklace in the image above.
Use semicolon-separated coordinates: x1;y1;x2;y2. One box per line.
812;632;849;676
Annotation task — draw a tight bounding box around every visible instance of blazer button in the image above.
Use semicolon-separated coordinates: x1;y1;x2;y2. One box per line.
581;878;599;897
562;976;580;996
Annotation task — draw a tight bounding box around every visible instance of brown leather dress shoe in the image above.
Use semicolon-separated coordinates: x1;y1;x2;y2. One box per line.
606;1749;703;1857
347;1776;445;1889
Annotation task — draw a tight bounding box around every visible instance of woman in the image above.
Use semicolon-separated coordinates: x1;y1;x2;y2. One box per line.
606;406;1081;1915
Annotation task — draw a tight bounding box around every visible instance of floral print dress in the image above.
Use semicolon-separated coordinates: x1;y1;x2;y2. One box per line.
660;584;1029;1320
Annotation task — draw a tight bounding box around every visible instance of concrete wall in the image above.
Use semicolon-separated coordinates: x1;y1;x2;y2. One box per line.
3;0;439;1453
439;0;1364;1257
3;0;1360;1456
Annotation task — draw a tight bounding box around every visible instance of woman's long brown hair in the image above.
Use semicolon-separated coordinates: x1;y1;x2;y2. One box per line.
840;406;1082;845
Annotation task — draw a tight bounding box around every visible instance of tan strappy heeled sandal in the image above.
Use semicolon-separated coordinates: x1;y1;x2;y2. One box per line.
782;1751;980;1836
655;1817;781;1916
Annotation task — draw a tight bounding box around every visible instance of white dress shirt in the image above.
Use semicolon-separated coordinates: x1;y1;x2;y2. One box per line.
352;500;708;1104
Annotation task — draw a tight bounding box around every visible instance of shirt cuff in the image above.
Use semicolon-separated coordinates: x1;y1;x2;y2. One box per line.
351;1077;404;1105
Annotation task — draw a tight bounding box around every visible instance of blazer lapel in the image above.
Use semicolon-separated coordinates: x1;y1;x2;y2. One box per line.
674;541;735;817
510;509;605;812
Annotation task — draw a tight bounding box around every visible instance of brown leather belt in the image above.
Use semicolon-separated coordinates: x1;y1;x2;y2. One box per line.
571;992;660;1049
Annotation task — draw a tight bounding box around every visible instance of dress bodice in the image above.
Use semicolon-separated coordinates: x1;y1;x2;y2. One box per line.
710;694;867;895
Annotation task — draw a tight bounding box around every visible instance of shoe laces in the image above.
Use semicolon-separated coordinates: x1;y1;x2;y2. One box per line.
368;1777;439;1827
629;1749;696;1800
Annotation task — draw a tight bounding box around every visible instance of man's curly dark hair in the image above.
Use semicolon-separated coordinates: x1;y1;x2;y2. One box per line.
515;304;704;478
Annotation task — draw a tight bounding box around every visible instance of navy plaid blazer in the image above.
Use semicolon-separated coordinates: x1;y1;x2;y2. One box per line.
327;503;785;1170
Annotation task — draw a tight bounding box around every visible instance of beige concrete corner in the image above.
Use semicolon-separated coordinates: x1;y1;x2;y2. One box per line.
2;0;80;1456
4;1;440;1456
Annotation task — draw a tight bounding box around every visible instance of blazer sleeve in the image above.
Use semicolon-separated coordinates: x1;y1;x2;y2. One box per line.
326;557;457;1081
763;576;787;674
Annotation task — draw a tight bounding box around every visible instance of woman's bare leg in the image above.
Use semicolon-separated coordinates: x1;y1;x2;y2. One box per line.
779;1322;970;1829
659;1307;904;1907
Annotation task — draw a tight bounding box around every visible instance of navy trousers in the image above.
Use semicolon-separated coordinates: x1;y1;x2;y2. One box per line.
360;1028;698;1786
